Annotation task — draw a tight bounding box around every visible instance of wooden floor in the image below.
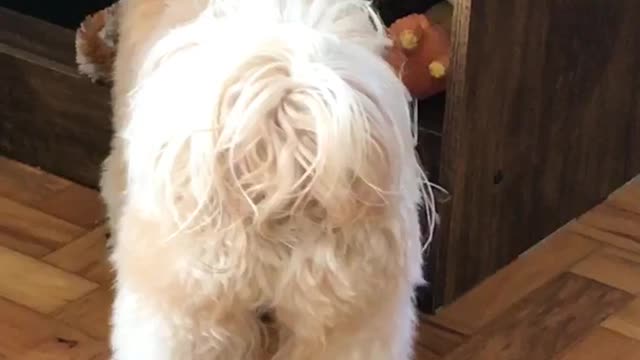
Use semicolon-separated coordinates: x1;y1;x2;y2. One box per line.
1;156;640;359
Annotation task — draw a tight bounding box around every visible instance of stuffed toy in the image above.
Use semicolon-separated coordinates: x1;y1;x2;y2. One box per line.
386;2;452;100
75;0;452;100
75;1;120;84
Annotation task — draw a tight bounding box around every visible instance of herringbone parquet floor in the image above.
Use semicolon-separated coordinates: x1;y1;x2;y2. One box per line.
1;156;640;359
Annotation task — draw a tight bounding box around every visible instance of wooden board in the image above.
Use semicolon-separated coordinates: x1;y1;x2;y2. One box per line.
435;0;640;305
0;245;98;314
0;7;112;188
554;327;640;360
435;230;600;333
0;7;76;71
444;273;632;360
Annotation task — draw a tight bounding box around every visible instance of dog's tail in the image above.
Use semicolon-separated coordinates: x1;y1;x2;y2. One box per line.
124;0;434;241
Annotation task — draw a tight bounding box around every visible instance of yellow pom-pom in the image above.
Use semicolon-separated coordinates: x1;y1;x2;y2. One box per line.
399;30;419;51
429;61;446;79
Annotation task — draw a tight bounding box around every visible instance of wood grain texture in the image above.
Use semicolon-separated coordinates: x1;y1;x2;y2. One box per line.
416;316;467;357
0;8;111;188
0;156;106;232
0;196;85;256
602;298;640;341
571;247;640;294
436;0;640;304
435;230;599;333
0;7;76;74
569;221;640;256
0;298;101;359
1;160;639;360
14;339;109;360
43;225;114;286
43;224;114;285
36;184;105;229
43;226;109;275
585;185;640;257
554;327;640;360
54;288;113;340
0;246;98;314
443;273;632;360
608;178;640;214
414;344;441;360
427;0;471;309
0;156;71;206
575;203;640;253
81;259;114;286
0;50;112;188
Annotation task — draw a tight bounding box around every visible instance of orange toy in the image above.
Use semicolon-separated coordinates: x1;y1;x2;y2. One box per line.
387;13;451;100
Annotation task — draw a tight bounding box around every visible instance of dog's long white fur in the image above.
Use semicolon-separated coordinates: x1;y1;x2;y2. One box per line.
107;0;436;358
125;0;434;239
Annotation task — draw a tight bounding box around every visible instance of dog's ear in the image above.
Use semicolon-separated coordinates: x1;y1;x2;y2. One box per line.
76;2;120;84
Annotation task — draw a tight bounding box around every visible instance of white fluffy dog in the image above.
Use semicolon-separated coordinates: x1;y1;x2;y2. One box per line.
101;0;435;359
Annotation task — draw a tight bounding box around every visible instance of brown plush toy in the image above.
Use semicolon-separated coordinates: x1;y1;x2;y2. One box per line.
75;2;120;84
386;10;452;100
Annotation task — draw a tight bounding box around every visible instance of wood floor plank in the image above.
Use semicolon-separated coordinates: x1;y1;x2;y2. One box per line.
0;245;99;314
36;184;104;229
602;297;640;341
414;344;442;360
568;220;640;255
576;203;640;254
571;247;640;294
54;288;113;340
416;316;467;357
553;327;640;360
0;232;52;258
434;231;600;334
0;156;70;207
443;273;632;360
607;178;640;214
0;196;85;256
43;226;109;274
81;259;114;286
0;162;637;360
43;225;114;286
0;298;59;357
0;298;99;359
0;156;105;229
14;340;109;360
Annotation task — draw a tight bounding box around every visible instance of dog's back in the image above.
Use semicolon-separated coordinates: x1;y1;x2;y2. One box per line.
106;1;431;359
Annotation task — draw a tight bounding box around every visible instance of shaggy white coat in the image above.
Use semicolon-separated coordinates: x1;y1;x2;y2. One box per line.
102;0;435;359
